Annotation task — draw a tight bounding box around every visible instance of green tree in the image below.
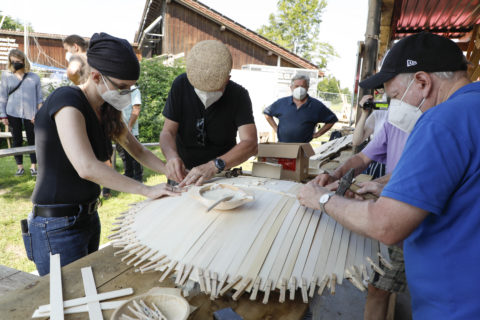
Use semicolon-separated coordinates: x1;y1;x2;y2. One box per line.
136;58;185;143
257;0;337;68
317;75;351;104
0;14;33;32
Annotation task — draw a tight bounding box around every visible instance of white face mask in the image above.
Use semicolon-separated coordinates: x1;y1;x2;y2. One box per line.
292;86;307;100
65;52;73;62
387;79;425;133
194;88;223;108
97;76;131;111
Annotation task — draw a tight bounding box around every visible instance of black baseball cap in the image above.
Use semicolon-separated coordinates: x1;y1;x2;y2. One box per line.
360;32;468;89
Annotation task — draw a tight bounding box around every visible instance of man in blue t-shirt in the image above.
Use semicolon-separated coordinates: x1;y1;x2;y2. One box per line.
263;74;337;142
298;32;479;319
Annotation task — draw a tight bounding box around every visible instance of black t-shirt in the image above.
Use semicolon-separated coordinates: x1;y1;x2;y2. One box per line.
163;73;254;169
32;86;111;205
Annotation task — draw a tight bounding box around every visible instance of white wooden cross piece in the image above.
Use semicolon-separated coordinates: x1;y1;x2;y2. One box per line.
32;254;134;319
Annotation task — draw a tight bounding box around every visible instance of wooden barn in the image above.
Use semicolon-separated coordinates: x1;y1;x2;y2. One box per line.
134;0;320;72
0;30;67;70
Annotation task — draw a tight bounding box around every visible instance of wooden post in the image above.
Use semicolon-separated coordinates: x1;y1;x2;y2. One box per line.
357;0;382;125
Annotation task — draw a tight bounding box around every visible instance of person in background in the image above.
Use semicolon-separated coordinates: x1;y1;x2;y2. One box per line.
0;49;43;176
63;34;89;85
298;32;478;319
116;86;143;182
160;40;257;187
352;94;388;179
25;33;178;276
263;74;338;143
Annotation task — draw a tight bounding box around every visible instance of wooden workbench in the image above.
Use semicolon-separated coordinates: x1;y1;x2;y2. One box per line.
0;245;307;319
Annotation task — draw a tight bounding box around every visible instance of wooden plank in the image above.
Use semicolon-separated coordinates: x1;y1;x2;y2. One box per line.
81;267;103;320
0;145;35;158
49;254;64;320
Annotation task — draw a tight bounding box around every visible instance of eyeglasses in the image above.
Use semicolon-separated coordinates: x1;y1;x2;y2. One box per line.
196;118;206;147
102;75;138;95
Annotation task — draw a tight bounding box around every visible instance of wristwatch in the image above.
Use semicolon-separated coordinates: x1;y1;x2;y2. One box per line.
319;192;335;212
214;158;226;173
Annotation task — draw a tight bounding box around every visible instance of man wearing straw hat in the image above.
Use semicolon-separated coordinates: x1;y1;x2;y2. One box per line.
160;40;258;187
298;32;479;319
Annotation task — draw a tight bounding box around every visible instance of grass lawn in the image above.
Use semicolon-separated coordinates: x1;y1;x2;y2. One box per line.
0;147;168;273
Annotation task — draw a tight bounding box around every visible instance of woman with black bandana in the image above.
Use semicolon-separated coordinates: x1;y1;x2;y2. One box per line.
0;49;43;176
23;33;179;276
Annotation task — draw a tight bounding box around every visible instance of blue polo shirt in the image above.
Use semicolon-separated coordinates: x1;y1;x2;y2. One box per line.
382;82;480;319
263;95;337;142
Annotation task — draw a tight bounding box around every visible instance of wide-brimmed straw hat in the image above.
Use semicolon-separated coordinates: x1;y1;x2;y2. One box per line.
186;40;232;91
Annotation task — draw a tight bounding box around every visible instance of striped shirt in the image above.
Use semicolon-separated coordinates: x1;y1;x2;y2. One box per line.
0;71;43;120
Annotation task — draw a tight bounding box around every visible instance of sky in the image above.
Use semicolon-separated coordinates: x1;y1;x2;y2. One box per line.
0;0;369;90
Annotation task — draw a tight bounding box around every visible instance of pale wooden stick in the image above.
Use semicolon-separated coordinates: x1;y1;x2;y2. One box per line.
134;249;158;267
81;267;102;320
113;241;140;256
216;274;228;298
249;276;261;301
318;275;329;295
121;245;146;262
219;275;242;296
344;269;365;292
125;247;150;265
49;254;64;320
289;276;297;300
232;278;252;301
210;272;218;300
37;288;133;312
159;260;178;282
139;255;168;273
361;265;369;282
301;278;308;303
330;274;337;295
366;256;385;276
205;270;212;294
180;264;194;286
197;269;206;293
175;263;185;285
279;278;287;303
309;277;318;298
262;279;273;304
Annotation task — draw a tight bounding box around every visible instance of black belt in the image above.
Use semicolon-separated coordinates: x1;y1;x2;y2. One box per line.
33;199;99;218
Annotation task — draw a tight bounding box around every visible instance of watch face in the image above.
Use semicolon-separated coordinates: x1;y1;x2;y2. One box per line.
319;193;329;204
215;158;226;171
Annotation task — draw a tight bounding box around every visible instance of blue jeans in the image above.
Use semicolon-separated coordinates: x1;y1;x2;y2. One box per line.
22;209;101;276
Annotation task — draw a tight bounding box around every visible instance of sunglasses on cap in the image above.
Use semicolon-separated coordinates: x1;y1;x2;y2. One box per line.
102;75;138;96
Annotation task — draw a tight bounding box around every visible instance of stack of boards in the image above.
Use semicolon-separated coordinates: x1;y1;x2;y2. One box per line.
110;176;389;303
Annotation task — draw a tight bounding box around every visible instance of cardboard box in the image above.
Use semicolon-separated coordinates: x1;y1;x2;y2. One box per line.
253;142;315;181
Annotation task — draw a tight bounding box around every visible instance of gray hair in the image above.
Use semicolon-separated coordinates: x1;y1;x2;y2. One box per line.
400;71;456;84
291;74;310;87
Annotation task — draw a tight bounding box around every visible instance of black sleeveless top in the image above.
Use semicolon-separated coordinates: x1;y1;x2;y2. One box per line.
32;86;111;205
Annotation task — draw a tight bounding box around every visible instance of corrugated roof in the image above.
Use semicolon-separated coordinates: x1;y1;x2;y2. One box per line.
391;0;480;39
136;0;319;70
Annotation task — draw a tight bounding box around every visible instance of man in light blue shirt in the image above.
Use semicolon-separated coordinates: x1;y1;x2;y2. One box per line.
116;86;143;181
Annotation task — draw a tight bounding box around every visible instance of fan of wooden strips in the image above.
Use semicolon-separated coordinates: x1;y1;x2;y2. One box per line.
109;176;390;303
